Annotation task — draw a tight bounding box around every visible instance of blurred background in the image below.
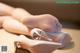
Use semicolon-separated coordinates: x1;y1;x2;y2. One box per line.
0;0;80;53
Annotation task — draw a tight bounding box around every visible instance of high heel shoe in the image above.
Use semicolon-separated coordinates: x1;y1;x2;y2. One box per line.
30;28;72;48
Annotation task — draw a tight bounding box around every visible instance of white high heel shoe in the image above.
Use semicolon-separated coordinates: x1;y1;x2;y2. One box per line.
30;28;72;48
30;28;52;41
16;35;62;53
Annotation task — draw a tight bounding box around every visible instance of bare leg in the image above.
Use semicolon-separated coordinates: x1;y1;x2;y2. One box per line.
0;3;62;33
0;3;32;22
0;16;11;28
11;8;32;22
2;17;30;36
0;2;14;15
16;35;62;53
23;14;62;32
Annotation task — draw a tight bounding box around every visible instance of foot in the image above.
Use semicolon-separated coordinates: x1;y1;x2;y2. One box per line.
15;35;62;53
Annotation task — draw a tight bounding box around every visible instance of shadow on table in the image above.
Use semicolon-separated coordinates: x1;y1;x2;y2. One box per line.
16;48;31;53
58;41;75;50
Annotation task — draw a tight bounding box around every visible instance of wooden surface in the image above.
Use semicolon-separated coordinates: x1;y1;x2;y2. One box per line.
0;28;80;53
